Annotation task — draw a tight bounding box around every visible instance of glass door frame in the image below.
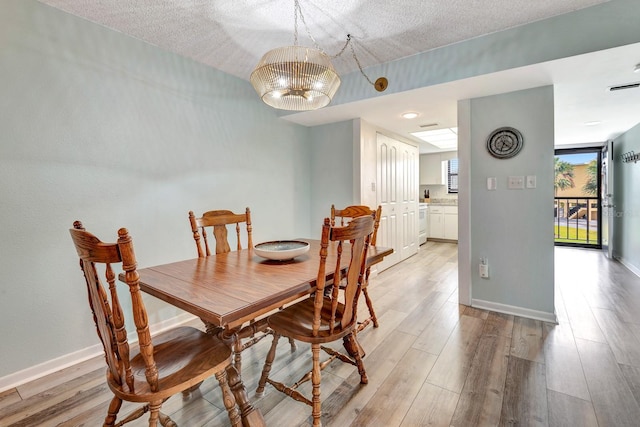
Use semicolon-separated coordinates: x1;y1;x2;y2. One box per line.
554;146;603;249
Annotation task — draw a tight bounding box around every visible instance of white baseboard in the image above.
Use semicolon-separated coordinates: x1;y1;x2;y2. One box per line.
472;299;558;324
615;255;640;279
0;312;196;393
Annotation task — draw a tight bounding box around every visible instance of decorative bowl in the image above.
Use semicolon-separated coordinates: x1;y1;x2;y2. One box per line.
254;240;310;261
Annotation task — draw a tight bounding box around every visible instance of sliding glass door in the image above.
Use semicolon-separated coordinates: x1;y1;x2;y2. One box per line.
554;147;601;248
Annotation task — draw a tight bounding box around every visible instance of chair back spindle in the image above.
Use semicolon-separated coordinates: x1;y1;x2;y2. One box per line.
69;222;158;393
330;204;381;245
256;214;374;425
313;216;373;336
329;204;382;334
69;221;243;426
189;208;252;257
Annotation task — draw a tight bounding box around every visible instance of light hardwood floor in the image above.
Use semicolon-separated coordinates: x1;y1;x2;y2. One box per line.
3;242;640;426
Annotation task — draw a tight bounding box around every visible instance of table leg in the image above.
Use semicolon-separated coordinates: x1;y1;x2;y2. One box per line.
227;365;266;427
218;328;243;373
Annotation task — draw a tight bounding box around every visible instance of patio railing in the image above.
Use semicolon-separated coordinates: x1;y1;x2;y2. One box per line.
554;197;599;246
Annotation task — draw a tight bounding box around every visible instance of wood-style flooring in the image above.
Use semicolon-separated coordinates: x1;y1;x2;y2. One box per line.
2;243;640;426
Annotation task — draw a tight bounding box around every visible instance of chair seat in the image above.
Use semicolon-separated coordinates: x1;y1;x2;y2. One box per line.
109;326;232;401
268;298;355;344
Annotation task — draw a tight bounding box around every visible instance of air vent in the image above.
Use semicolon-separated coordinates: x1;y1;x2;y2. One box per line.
609;82;640;91
419;123;438;128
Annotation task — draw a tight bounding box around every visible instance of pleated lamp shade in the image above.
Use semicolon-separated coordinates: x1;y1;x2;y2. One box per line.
250;45;341;111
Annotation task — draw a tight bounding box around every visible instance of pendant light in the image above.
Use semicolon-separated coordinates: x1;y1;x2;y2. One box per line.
250;0;387;111
250;0;340;111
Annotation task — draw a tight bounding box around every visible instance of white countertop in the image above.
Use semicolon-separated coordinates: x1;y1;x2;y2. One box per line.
421;199;457;206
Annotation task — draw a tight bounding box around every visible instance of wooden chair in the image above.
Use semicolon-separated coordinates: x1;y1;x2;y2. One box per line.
331;204;382;331
69;221;241;427
255;215;374;427
189;208;253;257
188;208;295;372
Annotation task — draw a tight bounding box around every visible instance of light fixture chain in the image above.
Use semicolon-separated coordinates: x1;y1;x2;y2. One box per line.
330;34;351;59
293;0;298;45
348;36;376;86
328;34;375;87
294;0;322;51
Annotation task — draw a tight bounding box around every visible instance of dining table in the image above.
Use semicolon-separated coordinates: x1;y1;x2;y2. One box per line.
120;238;393;426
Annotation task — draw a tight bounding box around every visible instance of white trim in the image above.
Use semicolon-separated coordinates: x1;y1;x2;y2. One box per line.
615;255;640;278
554;141;606;150
0;343;104;394
472;299;558;324
0;312;196;393
457;99;472;305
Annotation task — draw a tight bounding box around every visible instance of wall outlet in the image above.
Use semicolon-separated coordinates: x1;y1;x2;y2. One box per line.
479;257;489;278
479;263;489;278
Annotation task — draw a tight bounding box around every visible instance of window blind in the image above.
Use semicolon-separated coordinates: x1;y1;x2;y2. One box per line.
448;159;459;193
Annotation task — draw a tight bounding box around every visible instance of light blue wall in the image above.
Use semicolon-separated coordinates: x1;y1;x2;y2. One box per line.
309;120;355;232
4;0;640;383
613;123;640;274
0;1;311;377
465;86;555;318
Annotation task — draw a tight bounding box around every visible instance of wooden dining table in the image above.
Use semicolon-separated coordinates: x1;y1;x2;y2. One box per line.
120;238;393;426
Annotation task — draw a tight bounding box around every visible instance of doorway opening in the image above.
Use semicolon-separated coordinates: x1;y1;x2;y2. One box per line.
554;147;602;248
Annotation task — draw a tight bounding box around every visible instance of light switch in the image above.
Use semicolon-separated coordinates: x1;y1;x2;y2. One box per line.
526;175;536;189
508;176;525;189
487;177;497;190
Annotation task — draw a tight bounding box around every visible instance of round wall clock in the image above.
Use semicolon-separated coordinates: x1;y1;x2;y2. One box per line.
486;127;524;159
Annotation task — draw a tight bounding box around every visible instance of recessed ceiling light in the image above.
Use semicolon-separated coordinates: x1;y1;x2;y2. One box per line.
584;121;601;126
411;127;458;149
402;112;419;119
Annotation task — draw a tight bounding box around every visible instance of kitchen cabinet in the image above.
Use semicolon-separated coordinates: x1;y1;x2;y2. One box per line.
428;206;444;238
419;154;447;185
443;206;458;240
428;205;457;241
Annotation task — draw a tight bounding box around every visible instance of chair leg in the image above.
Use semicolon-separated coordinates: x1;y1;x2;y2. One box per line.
344;333;368;384
158;412;177;427
311;343;322;427
215;368;242;427
288;336;297;352
361;286;379;328
256;332;281;397
148;400;162;427
103;396;122;427
181;380;204;400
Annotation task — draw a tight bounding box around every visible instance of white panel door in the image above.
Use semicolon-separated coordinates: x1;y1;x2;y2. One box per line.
376;134;400;270
376;133;418;270
400;142;418;259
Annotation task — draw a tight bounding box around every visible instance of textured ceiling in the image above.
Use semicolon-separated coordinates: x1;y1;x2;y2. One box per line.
38;0;640;150
38;0;609;81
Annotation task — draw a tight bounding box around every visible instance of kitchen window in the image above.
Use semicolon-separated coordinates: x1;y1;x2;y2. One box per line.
448;159;458;193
